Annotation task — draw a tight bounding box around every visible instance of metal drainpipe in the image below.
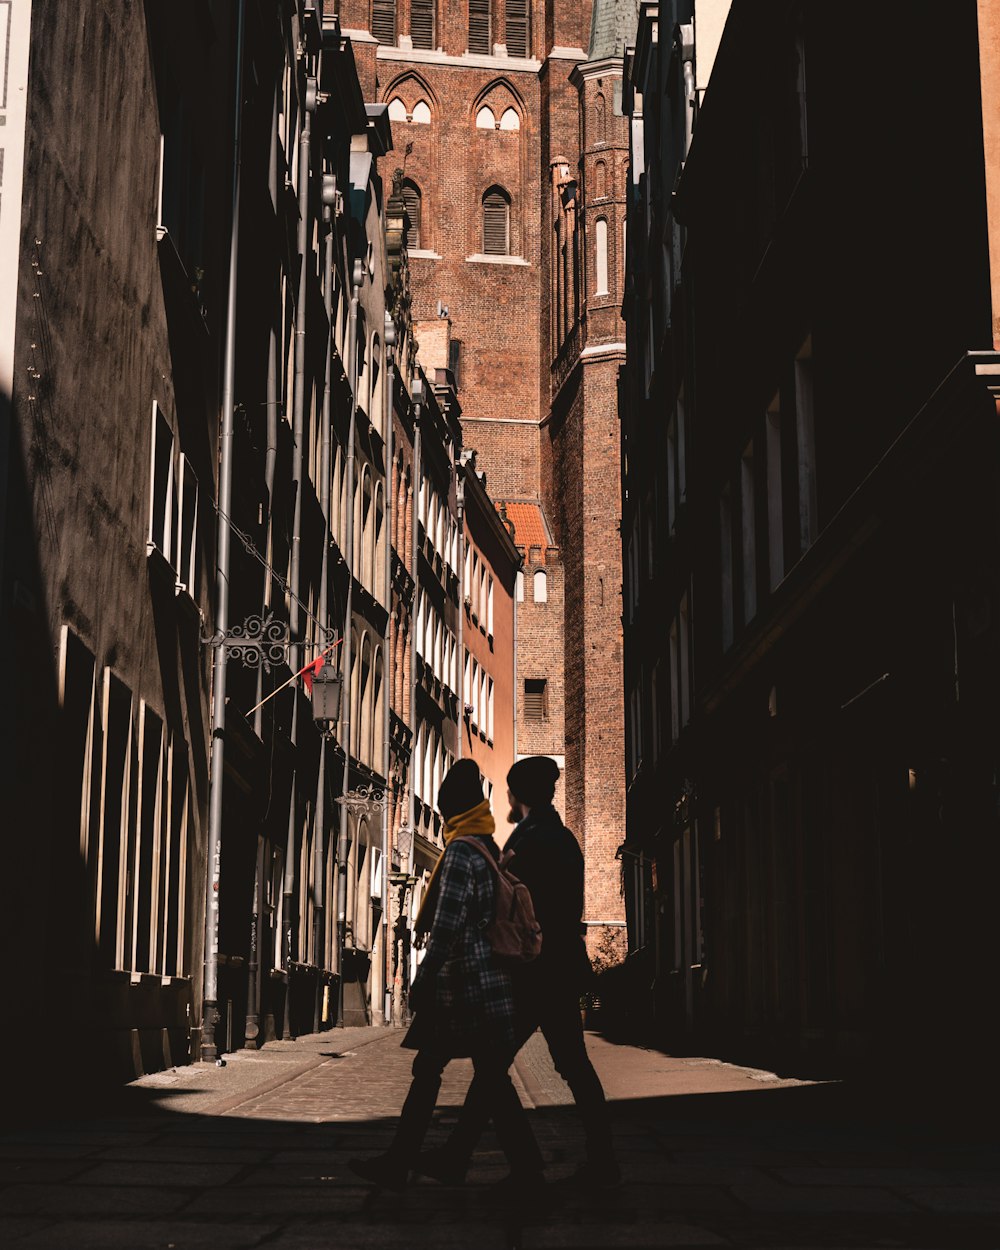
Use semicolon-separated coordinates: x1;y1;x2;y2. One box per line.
456;470;465;761
202;0;246;1064
312;187;336;1033
281;70;317;1040
381;315;397;1025
406;379;423;885
681;25;695;157
246;73;281;1054
336;260;364;1025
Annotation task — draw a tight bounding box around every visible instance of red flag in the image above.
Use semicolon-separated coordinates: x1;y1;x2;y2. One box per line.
301;654;325;693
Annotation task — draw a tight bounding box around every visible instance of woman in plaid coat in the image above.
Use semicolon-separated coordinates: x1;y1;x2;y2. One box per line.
349;760;543;1194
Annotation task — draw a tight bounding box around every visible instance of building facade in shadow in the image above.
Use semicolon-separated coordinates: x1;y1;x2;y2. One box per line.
0;0;520;1088
620;0;1000;1073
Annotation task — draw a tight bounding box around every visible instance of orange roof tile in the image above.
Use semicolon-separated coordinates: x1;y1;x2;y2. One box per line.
496;500;550;554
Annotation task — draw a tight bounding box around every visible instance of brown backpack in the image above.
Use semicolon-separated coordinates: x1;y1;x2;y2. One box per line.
456;837;543;963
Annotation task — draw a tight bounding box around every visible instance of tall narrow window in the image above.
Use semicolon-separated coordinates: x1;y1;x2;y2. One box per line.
720;485;734;651
741;441;757;623
483;187;510;255
410;0;434;49
148;403;175;562
533;569;548;603
174;456;198;598
372;0;397;44
595;218;609;295
505;0;529;56
795;339;817;553
524;678;547;720
469;0;491;53
766;393;784;589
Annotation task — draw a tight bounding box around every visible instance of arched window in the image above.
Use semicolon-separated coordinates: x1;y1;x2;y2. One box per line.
374;482;385;603
505;0;529;56
358;464;372;577
401;180;421;250
387;97;407;122
594;92;606;140
533;568;548;603
476;106;496;130
358;633;372;761
370;334;381;433
483;187;510;256
410;0;434;50
372;0;396;45
499;108;520;131
412;99;431;124
372;654;384;771
595;217;609;296
594;159;607;198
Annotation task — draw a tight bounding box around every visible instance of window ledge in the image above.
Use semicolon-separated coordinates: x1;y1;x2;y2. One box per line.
408;248;442;259
465;253;530;267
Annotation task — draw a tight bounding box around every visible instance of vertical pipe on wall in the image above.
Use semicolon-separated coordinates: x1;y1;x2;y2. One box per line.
202;0;247;1063
381;315;397;1024
407;379;423;882
336;261;364;1024
312;188;336;1033
281;68;316;1039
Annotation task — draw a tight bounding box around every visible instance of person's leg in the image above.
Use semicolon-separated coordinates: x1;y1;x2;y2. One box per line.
539;994;617;1173
473;1048;545;1186
350;1047;448;1188
417;1015;538;1182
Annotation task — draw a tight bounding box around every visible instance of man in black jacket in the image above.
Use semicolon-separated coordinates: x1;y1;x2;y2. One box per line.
418;755;620;1188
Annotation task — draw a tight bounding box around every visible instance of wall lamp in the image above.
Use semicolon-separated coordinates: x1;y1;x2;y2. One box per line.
310;665;343;738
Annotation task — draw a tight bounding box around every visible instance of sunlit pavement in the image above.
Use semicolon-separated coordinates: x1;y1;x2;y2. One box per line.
1;1026;998;1249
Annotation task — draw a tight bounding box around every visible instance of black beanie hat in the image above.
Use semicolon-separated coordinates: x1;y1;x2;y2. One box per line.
507;756;560;808
437;758;485;821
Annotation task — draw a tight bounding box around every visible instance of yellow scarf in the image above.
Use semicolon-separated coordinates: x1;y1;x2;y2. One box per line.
414;799;495;934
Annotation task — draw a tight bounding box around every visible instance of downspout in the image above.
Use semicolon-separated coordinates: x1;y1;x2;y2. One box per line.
255;79;281;739
455;467;465;761
312;184;337;1033
407;377;424;884
247;71;281;1053
513;549;520;768
202;0;246;1064
381;313;397;1026
336;259;365;1025
680;24;695;158
281;70;317;1040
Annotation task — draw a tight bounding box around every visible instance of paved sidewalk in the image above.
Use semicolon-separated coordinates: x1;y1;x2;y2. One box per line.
1;1026;998;1248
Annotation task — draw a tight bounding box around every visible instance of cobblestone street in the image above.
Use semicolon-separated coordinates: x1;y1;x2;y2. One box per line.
2;1027;998;1249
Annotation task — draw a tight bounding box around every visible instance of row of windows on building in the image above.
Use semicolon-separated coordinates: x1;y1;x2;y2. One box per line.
411;661;496;805
401;180;512;256
720;341;817;650
387;97;520;131
60;629;191;981
626;590;692;782
372;0;530;57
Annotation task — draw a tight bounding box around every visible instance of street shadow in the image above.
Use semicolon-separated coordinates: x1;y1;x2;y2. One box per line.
3;1056;1000;1250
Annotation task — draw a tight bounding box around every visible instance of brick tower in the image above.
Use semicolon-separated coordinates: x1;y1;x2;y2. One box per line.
331;0;634;953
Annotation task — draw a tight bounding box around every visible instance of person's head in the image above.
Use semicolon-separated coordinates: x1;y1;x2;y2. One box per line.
437;758;485;824
506;756;560;823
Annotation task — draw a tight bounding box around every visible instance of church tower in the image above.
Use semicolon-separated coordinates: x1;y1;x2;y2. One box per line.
330;0;635;953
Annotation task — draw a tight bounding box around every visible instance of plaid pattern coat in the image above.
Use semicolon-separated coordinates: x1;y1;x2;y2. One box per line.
403;837;516;1058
